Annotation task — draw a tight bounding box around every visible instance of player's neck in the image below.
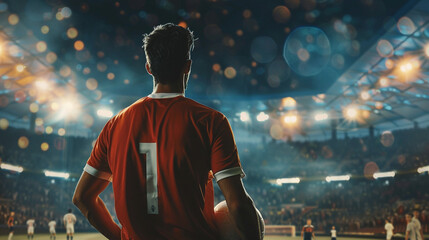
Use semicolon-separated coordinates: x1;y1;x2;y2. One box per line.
153;82;184;94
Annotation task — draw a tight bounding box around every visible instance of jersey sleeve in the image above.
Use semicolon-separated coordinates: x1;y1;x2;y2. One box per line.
210;114;245;182
84;120;113;182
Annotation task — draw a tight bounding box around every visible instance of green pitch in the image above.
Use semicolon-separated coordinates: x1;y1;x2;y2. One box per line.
0;233;381;240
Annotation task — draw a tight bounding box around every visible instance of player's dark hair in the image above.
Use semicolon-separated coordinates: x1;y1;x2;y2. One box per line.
143;23;195;85
68;208;72;213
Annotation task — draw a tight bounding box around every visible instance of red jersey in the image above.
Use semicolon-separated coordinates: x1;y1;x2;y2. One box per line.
8;216;14;227
85;93;244;240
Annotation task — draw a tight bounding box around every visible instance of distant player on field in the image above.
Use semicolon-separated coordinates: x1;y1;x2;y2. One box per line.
406;213;418;240
302;219;316;240
73;23;261;240
7;212;15;240
331;226;337;240
49;219;57;240
385;219;394;240
63;209;77;240
26;218;35;239
412;210;424;240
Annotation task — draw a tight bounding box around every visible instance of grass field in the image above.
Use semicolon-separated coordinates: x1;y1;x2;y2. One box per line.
0;233;382;240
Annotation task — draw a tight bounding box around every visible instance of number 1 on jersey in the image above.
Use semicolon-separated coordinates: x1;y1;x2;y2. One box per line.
139;143;158;214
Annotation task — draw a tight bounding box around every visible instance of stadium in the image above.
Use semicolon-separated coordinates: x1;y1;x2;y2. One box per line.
1;0;429;239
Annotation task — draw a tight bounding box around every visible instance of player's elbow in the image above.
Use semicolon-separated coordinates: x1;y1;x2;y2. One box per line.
228;194;254;213
72;191;84;207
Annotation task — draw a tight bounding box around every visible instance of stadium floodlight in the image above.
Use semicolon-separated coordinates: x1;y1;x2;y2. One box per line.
35;79;51;91
326;175;350;182
344;105;358;120
373;171;396;179
97;108;114;118
417;165;429;174
256;112;269;122
44;170;70;179
276;177;300;185
240;111;250;122
0;163;24;173
283;114;297;124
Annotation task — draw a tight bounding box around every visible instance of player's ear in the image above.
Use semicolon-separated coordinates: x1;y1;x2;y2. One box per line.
184;59;192;74
145;63;152;75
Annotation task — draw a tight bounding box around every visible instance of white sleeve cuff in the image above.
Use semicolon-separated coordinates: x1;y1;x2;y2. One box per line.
84;164;112;182
214;167;245;182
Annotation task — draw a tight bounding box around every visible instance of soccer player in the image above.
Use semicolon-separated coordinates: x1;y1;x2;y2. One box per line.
63;209;77;240
385;219;394;240
73;23;261;240
26;218;35;239
48;219;57;240
7;212;15;240
301;219;316;240
331;226;337;240
405;213;418;240
412;210;424;240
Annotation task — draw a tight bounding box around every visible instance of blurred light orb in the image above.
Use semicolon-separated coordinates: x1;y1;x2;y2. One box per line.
344;105;358;120
397;17;416;35
251;36;278;64
14;91;26;103
224;67;237;79
283;27;331;76
97;63;107;72
56;12;64;21
46;52;57;63
282;97;296;108
107;72;115;80
256;112;269;122
67;27;78;39
18;136;29;149
29;103;39;113
16;64;25;72
8;45;21;56
267;75;281;88
8;14;19;25
41;142;49;151
45;126;53;134
124;79;130;84
0;118;9;130
270;124;284;140
380;131;394;147
212;64;221;72
41;25;49;34
283;114;297;124
376;40;393;58
36;41;47;53
74;40;84;51
364;161;379;179
272;6;291;23
86;78;98;90
35;118;44;126
50;102;59;111
60;65;71;77
385;59;394;69
379;77;389;87
360;91;370;100
83;67;91;75
58;128;66;136
61;7;72;18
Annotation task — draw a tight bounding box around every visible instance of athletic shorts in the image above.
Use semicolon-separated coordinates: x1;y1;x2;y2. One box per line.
28;227;34;234
66;225;74;234
332;238;336;240
50;228;56;234
387;233;393;240
8;226;14;233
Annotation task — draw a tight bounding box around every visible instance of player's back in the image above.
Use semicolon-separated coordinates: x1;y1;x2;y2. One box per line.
27;219;35;227
49;221;56;228
88;94;240;239
63;213;76;225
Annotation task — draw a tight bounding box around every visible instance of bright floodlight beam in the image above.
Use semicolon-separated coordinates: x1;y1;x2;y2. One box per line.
373;171;396;179
417;165;429;174
344;106;358;120
1;163;24;173
276;177;300;185
35;79;50;91
326;175;350;182
256;112;269;122
44;170;70;179
240;111;250;122
97;108;114;118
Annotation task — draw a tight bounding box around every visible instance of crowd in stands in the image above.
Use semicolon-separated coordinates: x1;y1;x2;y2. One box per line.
1;126;428;235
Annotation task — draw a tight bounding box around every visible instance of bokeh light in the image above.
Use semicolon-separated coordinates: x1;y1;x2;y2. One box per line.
397;16;416;35
224;67;237;79
8;14;19;25
36;41;47;52
344;105;358;120
270;123;284;140
272;6;291;23
250;36;277;64
41;142;49;151
18;136;29;149
0;118;9;130
45;126;53;134
41;25;49;34
16;64;25;72
240;111;250;122
86;78;98;90
29;103;39;113
67;27;78;39
74;40;84;51
107;72;115;80
283;27;331;76
46;52;58;63
58;128;66;136
364;162;379;179
282;97;296;108
376;40;393;58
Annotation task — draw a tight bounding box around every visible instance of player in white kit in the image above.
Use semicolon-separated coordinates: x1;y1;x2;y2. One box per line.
63;209;77;240
48;220;57;240
26;218;35;240
385;219;394;240
331;226;337;240
412;210;424;240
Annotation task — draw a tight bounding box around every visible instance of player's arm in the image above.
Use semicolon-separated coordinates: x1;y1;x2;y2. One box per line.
217;175;261;240
405;229;410;240
73;172;121;240
312;231;316;240
301;228;304;240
